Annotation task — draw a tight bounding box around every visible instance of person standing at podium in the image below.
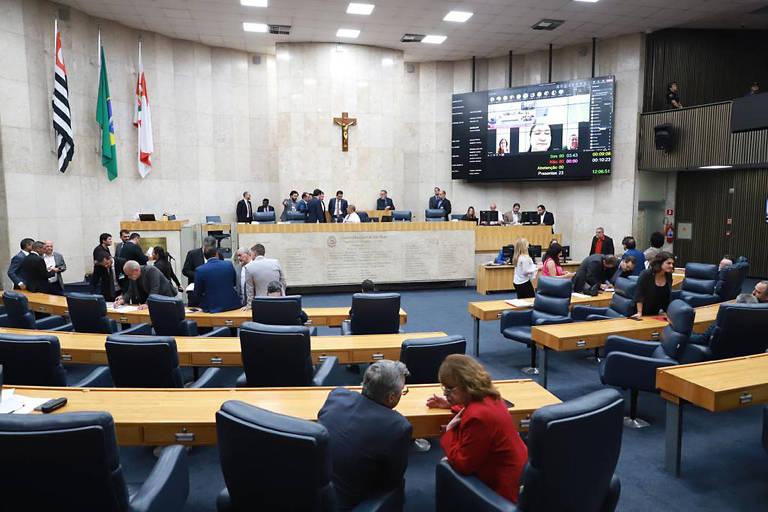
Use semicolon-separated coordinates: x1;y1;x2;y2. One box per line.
236;191;253;223
436;190;452;220
377;190;395;211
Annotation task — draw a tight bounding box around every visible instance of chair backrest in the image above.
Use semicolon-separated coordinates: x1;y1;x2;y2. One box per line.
216;400;333;511
349;293;401;334
251;296;305;326
1;291;36;329
105;335;183;388
392;210;412;221
253;211;276;224
609;277;638;317
449;214;464;221
285;211;306;223
519;388;624;512
206;215;223;223
709;303;768;359
147;294;197;336
357;211;370;223
400;335;466;384
660;299;695;360
239;322;314;386
681;262;718;295
0;333;67;386
425;209;447;221
0;411;130;511
716;261;749;301
66;292;115;334
532;277;573;321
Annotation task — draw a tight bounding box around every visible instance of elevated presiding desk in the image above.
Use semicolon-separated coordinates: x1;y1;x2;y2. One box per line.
9;380;561;445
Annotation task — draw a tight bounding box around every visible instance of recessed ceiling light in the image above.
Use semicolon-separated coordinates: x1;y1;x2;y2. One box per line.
422;35;446;44
241;0;268;6
347;3;375;15
443;11;473;22
243;22;268;33
699;165;733;169
574;0;599;2
336;28;360;38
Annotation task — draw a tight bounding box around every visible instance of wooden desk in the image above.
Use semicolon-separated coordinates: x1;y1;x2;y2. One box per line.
473;225;556;253
656;353;768;476
476;262;581;294
202;223;231;232
9;380;560;445
0;291;408;329
530;303;722;388
0;328;444;366
365;210;393;221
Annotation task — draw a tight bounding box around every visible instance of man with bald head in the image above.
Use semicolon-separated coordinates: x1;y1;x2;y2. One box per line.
114;260;176;309
752;281;768;303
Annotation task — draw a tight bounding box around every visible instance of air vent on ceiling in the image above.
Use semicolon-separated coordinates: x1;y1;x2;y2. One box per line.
269;24;291;35
401;33;425;43
531;19;564;31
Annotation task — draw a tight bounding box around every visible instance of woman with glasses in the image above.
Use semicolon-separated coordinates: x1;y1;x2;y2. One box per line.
427;354;527;504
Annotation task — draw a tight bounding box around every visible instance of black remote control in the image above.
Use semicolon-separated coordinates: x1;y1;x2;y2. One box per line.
35;397;68;413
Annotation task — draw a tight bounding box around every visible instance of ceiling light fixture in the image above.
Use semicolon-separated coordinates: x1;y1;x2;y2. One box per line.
347;3;375;15
241;0;268;6
574;0;599;3
699;165;733;169
382;57;394;66
422;35;447;44
443;11;473;22
243;22;268;32
336;28;360;38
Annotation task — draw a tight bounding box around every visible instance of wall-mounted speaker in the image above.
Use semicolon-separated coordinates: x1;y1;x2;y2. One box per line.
654;123;674;151
406;63;415;73
251;55;261;65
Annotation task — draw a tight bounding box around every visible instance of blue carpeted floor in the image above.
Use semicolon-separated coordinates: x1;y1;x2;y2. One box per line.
111;284;768;511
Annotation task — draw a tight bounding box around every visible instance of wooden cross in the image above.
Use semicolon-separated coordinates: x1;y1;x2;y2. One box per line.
333;112;357;152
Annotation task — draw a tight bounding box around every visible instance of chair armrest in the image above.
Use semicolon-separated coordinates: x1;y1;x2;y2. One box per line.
235;372;248;387
679;344;710;364
600;352;676;392
49;322;74;332
129;445;190;512
572;306;608;321
351;486;404;512
312;356;338;386
600;475;621;512
604;336;658;357
499;310;533;330
435;460;517;512
72;366;112;387
683;294;720;308
201;326;232;337
119;323;153;335
534;316;572;326
586;314;614;321
308;326;318;336
670;290;682;301
340;319;352;335
0;314;8;327
178;320;199;337
189;368;224;388
36;315;68;330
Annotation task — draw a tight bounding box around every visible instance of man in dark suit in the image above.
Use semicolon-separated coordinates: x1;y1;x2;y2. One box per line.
376;190;395;211
118;233;148;265
436;190;452;220
328;190;348;223
307;189;327;223
193;247;241;313
536;204;555;227
318;360;412;511
113;229;130;260
7;237;34;289
115;260;177;307
589;227;615;256
572;254;618;293
428;187;441;209
236;191;253;223
20;241;51;293
256;198;275;213
182;236;217;285
90;253;120;301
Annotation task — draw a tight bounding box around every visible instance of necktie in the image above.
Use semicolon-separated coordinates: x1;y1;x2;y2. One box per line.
335;201;340;216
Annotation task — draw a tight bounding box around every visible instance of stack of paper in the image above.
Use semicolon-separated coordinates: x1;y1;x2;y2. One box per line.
505;299;534;308
572;292;592;299
0;389;49;414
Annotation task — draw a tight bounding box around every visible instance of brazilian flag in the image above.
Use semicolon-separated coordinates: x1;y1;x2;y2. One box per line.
96;45;118;181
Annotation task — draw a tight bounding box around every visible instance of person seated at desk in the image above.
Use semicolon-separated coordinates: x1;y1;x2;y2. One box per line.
343;204;361;223
427;354;528;505
118;233;148;265
632;251;675;317
620;236;644;276
236;191;253;223
266;280;309;325
257;198;274;213
318;360;413;511
280;190;300;221
502;203;522;225
753;281;768;303
193;246;241;313
572;254;617;294
115;260;177;309
691;293;757;345
462;206;477;222
361;279;375;292
536;204;555;228
610;255;636;285
376;189;395;211
541;242;573;279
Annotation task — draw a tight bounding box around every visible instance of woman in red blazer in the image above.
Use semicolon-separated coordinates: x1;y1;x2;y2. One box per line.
427;354;528;504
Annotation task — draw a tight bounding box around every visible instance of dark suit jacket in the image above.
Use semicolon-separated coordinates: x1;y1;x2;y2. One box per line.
376;197;395;211
328;198;348;221
154;258;181;288
236;199;253;223
90;264;119;301
307;197;326;223
118;242;148;265
589;235;615;256
573;254;612;292
7;250;26;288
122;265;177;304
436;198;452;218
193;259;241;313
257;205;275;212
318;388;411;511
182;248;205;283
429;195;440;209
20;253;50;293
93;244;111;263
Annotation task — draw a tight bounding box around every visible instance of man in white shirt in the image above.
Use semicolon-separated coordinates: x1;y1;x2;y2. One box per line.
243;244;287;306
42;240;66;295
343;204;361;223
234;247;252;306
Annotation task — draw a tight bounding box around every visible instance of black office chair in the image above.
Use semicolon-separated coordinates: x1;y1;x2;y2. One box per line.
500;277;573;373
1;290;71;330
236;322;336;387
705;302;768;359
341;293;402;335
251;295;317;335
715;259;749;302
253;211;276;224
148;294;230;337
106;334;224;388
763;407;768;454
206;215;231;249
65;292;151;335
436;389;624;512
285;211;306;223
425;208;447;221
0;333;111;387
572;277;637;321
392;210;412;221
0;412;189;512
399;335;466;384
671;262;720;307
358;211;371;223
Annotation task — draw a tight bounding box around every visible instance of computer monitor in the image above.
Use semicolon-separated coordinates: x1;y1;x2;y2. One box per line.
561;245;570;262
502;244;515;262
528;244;542;262
479;210;499;225
521;211;539;224
138;213;156;221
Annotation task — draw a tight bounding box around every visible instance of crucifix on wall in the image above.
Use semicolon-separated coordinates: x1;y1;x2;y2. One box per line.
333;112;357;152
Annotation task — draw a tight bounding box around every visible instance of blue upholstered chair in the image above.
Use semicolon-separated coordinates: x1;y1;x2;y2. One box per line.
704;302;768;359
206;215;231;248
763;407;768;454
65;292;151;335
399;335;466;384
285;211;306;223
500;277;573;374
253;211;276;224
1;290;70;330
392;210;412;221
251;295;317;335
0;412;189;512
425;209;447;221
341;293;402;336
572;277;637;321
106;334;225;388
436;389;623;512
0;333;110;387
715;259;749;302
148;294;230;337
236;322;336;387
599;299;708;427
358;211;371;223
671;262;720;307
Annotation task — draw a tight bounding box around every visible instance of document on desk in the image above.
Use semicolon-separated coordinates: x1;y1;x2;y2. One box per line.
0;389;49;414
572;292;592;299
107;303;140;313
506;299;534;307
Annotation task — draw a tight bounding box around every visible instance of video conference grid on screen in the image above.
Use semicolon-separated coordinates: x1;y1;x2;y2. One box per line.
451;75;615;182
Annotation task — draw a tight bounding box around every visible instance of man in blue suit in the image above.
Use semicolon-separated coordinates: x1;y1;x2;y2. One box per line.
327;190;348;223
318;360;412;511
307;188;327;223
7;238;34;289
193;247;241;313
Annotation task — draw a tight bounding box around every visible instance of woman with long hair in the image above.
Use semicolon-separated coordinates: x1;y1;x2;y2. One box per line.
512;238;537;298
541;242;572;278
150;246;183;292
463;206;477;222
633;251;675;317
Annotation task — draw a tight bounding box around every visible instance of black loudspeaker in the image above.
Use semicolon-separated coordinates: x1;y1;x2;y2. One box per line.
654;123;674;151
